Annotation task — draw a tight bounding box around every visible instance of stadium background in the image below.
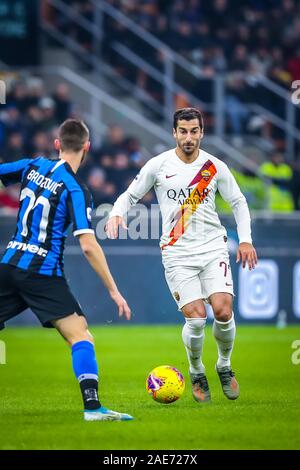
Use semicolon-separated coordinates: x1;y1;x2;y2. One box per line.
0;0;300;453
0;0;299;325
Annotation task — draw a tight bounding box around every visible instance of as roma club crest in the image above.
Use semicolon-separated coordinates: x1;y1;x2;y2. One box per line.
201;170;211;182
173;291;180;302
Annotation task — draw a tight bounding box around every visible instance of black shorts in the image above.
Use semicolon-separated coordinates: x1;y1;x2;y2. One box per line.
0;264;84;330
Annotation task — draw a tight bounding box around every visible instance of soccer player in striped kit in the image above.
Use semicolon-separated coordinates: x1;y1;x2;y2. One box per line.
106;108;258;402
0;119;133;421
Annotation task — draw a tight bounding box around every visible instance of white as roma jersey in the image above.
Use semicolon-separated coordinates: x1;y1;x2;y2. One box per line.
109;148;252;257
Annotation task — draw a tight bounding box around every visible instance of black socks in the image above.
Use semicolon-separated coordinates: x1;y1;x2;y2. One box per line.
80;378;101;410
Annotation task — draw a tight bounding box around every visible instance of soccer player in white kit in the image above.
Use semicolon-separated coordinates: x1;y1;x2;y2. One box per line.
106;108;258;402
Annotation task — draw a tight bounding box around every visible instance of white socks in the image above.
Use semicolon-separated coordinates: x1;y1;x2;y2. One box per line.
182;317;207;374
213;315;236;369
182;315;236;373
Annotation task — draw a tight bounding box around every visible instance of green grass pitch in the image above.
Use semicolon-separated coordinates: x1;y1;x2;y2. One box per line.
0;324;300;450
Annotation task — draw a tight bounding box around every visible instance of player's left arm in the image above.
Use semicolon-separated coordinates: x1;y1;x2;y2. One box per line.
0;158;33;186
217;162;258;270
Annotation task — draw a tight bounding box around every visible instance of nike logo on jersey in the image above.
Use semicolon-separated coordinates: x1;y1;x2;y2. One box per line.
166;174;177;179
225;282;233;286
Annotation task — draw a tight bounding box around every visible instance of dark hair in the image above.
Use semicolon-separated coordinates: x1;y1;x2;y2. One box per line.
58;119;89;152
173;107;204;130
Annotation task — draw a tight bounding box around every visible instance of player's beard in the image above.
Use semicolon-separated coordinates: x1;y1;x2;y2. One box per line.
179;139;200;156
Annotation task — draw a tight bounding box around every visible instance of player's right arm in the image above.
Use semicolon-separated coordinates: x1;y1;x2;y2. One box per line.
0;159;33;186
106;158;157;239
78;232;131;320
66;181;131;320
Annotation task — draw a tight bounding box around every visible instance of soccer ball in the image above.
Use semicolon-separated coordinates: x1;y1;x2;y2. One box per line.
146;365;185;404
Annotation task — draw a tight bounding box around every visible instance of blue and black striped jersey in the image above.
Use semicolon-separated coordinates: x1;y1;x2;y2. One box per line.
0;156;94;277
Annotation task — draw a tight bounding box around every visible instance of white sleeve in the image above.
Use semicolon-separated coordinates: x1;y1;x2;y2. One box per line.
217;162;252;244
109;158;157;218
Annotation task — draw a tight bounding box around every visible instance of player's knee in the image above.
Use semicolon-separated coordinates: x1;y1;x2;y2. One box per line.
182;302;206;318
214;308;232;323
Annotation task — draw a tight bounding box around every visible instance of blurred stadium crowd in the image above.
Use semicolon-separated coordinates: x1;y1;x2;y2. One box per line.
53;0;300;85
1;0;300;213
44;0;300;138
0;76;151;212
1;74;299;214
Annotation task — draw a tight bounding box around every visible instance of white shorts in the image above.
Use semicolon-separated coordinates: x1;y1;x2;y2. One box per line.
163;249;234;310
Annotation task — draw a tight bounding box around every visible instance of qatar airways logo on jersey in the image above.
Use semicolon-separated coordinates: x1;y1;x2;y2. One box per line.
27;170;64;195
7;241;48;257
167;187;210;205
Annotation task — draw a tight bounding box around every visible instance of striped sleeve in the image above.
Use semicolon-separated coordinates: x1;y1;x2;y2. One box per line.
67;184;94;237
0;158;33;186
